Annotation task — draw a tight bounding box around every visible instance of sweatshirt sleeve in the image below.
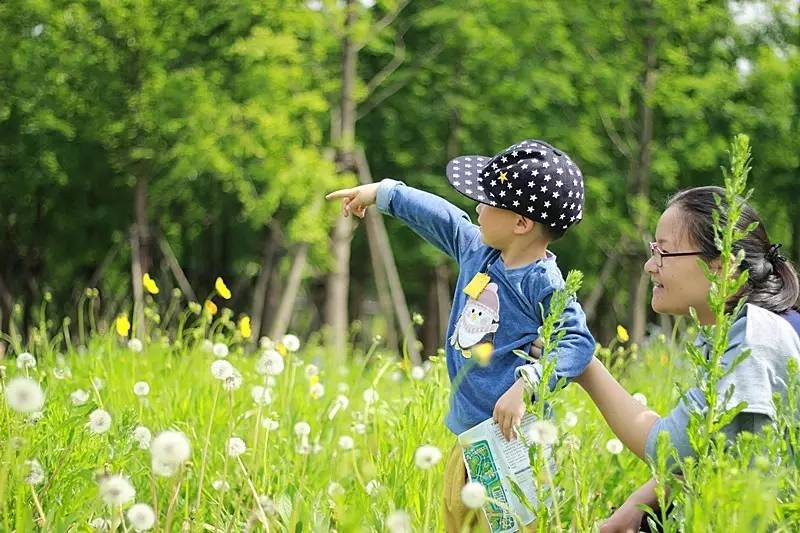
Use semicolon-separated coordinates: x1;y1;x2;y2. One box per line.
376;179;481;263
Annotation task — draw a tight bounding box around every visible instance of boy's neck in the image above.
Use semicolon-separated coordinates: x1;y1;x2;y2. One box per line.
499;239;549;269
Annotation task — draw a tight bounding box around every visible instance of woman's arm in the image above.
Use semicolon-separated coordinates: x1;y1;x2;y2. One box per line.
575;357;661;460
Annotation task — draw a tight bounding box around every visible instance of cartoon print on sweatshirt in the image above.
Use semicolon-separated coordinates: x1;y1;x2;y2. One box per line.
449;282;500;358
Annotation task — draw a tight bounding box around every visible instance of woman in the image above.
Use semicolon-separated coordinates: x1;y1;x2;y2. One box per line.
559;186;800;531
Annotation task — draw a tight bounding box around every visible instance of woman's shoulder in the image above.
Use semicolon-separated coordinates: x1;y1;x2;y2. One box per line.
742;304;800;356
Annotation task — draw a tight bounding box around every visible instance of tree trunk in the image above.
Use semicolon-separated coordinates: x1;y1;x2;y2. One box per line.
130;225;145;339
269;243;309;340
262;260;282;341
157;231;197;302
629;2;656;344
135;175;150;274
583;251;622;323
251;223;280;344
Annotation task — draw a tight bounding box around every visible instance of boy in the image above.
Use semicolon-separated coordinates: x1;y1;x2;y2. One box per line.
326;139;595;531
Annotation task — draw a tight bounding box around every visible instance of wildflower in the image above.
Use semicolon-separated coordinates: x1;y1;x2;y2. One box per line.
294;421;311;437
310;382;325;399
414;445;443;469
304;364;319;379
133;426;152;450
226;437;246;457
127;338;143;353
606;438;624;455
261;418;279;431
616;325;629;343
410;366;425;380
133;381;150;397
25;459;45;485
212;479;230;492
142;273;159;295
251;386;272;405
204;299;218;316
88;409;112;434
362;388;379;405
212;342;229;358
71;389;90;406
562;411;578;429
150;430;191;467
223;370;243;392
126;503;156;531
365;479;380;496
282;334;300;352
632;392;647;406
338;435;354;451
527;420;558;446
16;352;36;369
386;510;412;533
98;475;135;506
256;350;284;376
473;342;494;366
327;481;345;498
214;277;231;299
461;482;487;509
5;377;45;413
211;360;234;380
239;316;252;339
90;517;111;531
115;315;131;337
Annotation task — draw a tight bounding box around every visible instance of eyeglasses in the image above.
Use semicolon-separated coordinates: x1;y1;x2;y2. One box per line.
649;242;703;268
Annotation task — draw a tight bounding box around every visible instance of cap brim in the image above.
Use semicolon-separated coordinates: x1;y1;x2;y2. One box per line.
446;155;492;205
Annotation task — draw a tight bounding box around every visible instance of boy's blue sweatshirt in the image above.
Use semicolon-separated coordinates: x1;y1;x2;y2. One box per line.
377;180;595;434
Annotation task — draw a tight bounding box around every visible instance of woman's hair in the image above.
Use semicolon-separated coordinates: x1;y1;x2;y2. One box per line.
667;186;800;314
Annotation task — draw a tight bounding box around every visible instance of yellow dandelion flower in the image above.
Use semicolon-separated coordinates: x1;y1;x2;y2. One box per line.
239;316;252;339
142;273;159;295
115;315;131;337
309;374;320;386
616;325;629;343
204;299;218;316
473;343;494;367
215;277;231;300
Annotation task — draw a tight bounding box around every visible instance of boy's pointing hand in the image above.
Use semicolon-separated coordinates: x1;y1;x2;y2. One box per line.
325;182;381;219
493;378;527;442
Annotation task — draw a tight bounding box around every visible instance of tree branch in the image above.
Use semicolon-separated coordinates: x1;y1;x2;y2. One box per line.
364;31;407;99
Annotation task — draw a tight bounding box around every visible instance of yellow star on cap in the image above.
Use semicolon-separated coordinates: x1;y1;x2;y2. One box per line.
498;171;508;183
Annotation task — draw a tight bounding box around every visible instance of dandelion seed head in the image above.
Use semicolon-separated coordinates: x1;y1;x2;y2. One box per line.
91;377;105;391
27;410;44;424
294;421;311;436
226;437;246;457
210;360;234;380
4;377;45;413
386;510;412;533
309;382;325;399
71;388;90;406
200;339;213;353
17;352;37;369
133;426;152;449
362;388;379;404
526;420;558;446
296;441;311;455
251;386;272;405
87;409;112;434
25;459;45;485
259;336;274;349
126;503;155;531
304;364;319;379
365;479;380;496
563;411;578;429
606;438;624;455
261;417;279;431
338;435;354;450
150;430;191;467
98;474;135;506
151;459;177;477
461;482;487;509
563;435;581;451
127;339;143;353
223;370;243;391
390;370;403;382
212;342;229;358
410;366;425;380
133;381;150;397
90;517;111;531
414;445;443;469
353;422;366;435
52;366;70;380
282;334;300;352
256;350;284;376
327;481;345;498
212;479;230;492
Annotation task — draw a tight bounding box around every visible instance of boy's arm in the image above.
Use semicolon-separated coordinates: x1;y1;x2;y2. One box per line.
599;478;662;533
375;179;480;262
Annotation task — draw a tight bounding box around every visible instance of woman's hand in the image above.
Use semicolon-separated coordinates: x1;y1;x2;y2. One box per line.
325;182;381;218
599;502;646;533
493;378;527;441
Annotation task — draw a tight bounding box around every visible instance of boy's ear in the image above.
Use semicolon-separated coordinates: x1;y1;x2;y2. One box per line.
515;215;536;235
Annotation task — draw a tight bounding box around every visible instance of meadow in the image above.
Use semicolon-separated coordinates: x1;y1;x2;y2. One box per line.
2;279;799;532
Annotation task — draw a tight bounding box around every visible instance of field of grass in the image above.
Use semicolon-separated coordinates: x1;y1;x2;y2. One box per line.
1;294;799;532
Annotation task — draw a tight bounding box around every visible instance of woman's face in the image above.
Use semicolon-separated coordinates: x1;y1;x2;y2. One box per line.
644;205;715;324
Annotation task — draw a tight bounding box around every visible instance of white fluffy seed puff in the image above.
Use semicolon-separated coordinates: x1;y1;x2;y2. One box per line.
98;475;136;506
414;445;443;469
132;426;152;450
126;503;155;531
87;409;112;434
281;334;300;352
212;342;229;358
461;482;487;509
133;381;150;397
386;510;412;533
4;377;45;413
338;435;354;451
256;350;284;376
127;338;143;353
226;437;247;457
150;430;191;472
16;352;37;369
210;360;234;380
606;438;624;455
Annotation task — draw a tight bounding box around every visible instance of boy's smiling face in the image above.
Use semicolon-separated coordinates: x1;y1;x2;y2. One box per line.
475;203;523;249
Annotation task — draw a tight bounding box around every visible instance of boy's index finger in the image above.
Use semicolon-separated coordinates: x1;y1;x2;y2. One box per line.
324;189;355;201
